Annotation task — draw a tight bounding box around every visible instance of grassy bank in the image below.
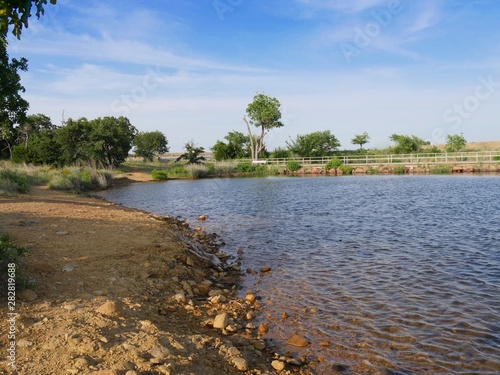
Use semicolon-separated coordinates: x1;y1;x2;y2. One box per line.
0;162;114;195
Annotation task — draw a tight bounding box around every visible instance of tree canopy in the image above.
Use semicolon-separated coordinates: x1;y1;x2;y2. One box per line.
210;130;250;161
389;134;430;154
243;93;283;160
132;131;169;161
351;132;370;149
0;0;57;38
176;140;205;164
445;133;467;153
287;130;340;157
0;37;28;158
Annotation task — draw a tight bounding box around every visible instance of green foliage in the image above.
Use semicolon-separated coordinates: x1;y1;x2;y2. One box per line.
351;132;370;149
287;130;341;157
445;133;467;153
0;232;29;294
393;165;405;174
0;168;31;193
235;162;267;174
168;166;189;178
55;116;136;167
390;134;430;154
270;147;290;159
133;131;169;161
0;0;57;38
339;164;353;175
325;158;343;171
1;36;29;159
211;131;250;161
48;168;113;192
493;156;500;161
431;165;452;174
244;93;283;160
176;140;205;164
184;164;210;179
286;160;301;171
151;169;169;181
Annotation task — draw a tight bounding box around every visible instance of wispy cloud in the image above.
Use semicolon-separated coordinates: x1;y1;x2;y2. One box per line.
295;0;389;13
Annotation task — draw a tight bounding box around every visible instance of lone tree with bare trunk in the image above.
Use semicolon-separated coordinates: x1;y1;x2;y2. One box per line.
243;93;283;161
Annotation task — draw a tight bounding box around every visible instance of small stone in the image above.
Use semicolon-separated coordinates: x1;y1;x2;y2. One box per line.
74;358;89;368
271;360;285;371
125;371;138;375
232;357;248;371
320;341;330;347
195;283;211;295
286;335;309;347
185;257;195;267
149;345;171;360
66;369;79;375
17;339;33;347
246;311;255;320
99;336;109;343
174;293;186;304
213;313;229;329
197;215;208;221
245;293;256;303
57;231;69;236
253;340;266;350
227;347;241;357
260;266;272;273
258;323;268;334
18;289;38;302
96;300;122;317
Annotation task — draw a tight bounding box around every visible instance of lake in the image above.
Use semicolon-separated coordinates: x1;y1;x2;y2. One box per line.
98;175;500;374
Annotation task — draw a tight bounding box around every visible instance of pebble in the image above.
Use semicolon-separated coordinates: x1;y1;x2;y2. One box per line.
96;300;122;317
232;357;248;371
253;340;266;350
17;339;33;347
213;313;229;329
260;266;272;273
286;335;309;347
74;357;89;368
174;293;186;304
149;345;171;360
271;360;285;371
245;293;256;303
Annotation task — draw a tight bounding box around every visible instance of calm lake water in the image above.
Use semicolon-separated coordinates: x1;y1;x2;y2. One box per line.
99;175;500;374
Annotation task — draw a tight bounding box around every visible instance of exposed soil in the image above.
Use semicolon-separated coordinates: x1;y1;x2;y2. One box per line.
0;174;312;375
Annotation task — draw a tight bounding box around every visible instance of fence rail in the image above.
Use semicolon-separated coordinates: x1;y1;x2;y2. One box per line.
237;151;500;166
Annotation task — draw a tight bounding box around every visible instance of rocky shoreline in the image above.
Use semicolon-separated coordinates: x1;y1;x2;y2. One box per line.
0;185;316;375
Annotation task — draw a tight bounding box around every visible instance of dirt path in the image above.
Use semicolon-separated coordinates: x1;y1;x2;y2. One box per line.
0;182;299;375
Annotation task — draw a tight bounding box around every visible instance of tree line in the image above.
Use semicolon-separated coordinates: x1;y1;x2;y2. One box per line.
0;3;468;167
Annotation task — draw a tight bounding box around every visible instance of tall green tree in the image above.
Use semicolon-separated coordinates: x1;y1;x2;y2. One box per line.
389;134;430;154
211;130;250;161
176;140;205;164
56;116;136;167
287;130;340;157
445;133;467;153
0;35;29;158
1;0;57;38
351;132;370;149
243;93;283;160
133;131;169;161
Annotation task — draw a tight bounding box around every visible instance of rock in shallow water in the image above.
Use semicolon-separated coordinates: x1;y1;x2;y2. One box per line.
286;335;309;347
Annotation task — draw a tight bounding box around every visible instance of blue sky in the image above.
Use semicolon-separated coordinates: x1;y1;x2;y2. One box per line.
7;0;500;151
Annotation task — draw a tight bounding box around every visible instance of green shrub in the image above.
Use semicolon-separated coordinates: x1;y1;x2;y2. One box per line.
286;160;301;172
0;233;30;293
325;158;343;171
168;166;189;178
431;165;452;174
235;162;254;173
367;166;379;175
185;164;210;179
48;167;113;192
0;170;31;194
393;165;405;174
492;156;500;161
235;162;267;174
339;164;353;175
152;169;169;180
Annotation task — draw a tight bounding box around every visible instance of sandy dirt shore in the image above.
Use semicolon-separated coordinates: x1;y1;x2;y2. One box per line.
0;173;312;375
